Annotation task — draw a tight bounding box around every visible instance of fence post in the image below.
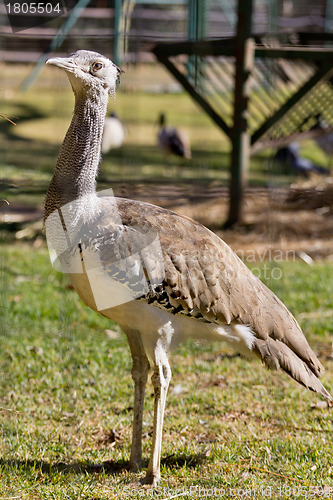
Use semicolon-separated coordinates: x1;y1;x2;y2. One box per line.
225;0;254;228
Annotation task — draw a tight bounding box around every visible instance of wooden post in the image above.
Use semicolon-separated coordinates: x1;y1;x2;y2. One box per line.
225;0;254;228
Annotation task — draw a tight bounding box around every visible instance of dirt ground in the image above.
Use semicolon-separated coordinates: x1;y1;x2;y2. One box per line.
113;179;333;261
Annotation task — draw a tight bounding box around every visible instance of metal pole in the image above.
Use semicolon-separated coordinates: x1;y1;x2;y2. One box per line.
325;0;333;32
187;0;206;86
187;0;196;83
224;0;254;228
114;0;122;67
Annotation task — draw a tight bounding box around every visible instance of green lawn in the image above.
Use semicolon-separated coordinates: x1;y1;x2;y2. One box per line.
0;244;332;499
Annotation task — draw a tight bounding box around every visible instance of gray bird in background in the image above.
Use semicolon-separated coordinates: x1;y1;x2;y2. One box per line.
275;142;330;178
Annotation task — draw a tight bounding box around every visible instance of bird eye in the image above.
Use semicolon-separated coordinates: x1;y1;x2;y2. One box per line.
93;62;104;71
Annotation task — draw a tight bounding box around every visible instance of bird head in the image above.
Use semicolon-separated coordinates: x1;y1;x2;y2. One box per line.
46;50;123;96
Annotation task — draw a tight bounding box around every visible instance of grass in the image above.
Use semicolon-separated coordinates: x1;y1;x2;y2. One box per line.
0;62;332;498
0;244;332;499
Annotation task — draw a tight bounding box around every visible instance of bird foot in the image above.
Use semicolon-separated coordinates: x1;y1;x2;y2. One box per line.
140;472;160;487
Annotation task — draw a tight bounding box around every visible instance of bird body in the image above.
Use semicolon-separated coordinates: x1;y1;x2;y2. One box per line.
102;112;125;153
158;113;191;159
275;142;329;177
58;195;326;378
45;51;332;486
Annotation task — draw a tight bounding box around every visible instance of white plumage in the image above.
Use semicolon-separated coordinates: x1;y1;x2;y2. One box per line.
102;112;125;153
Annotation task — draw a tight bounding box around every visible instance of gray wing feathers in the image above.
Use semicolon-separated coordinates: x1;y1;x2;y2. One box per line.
254;338;332;401
160;218;323;378
112;198;326;384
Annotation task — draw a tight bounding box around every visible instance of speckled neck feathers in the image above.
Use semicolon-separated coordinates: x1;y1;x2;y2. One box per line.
44;86;109;222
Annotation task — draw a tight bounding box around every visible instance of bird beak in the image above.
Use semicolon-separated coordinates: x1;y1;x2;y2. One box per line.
46;56;76;73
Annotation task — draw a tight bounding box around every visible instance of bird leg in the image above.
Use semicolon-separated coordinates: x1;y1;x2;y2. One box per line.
126;332;150;472
142;349;171;486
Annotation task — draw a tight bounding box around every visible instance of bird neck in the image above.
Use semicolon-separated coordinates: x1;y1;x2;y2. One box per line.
44;87;109;221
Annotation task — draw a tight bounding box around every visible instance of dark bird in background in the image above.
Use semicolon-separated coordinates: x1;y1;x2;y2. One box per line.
310;114;333;167
274;142;330;178
157;112;191;160
101;112;125;153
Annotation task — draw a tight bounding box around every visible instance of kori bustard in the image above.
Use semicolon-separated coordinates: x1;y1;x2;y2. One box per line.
44;50;332;486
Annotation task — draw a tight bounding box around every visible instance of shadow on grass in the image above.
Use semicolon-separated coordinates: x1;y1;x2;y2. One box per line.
0;103;46;138
0;451;208;476
100;144;230;180
161;452;208;469
0;458;129;476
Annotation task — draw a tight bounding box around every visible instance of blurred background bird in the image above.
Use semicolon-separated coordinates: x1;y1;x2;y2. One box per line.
101;112;125;154
274;142;330;178
157;112;191;160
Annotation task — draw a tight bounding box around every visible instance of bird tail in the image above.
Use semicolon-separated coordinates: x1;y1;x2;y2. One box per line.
253;338;333;403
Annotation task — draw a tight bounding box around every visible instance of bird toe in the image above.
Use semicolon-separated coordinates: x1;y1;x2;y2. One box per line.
140;472;160;486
